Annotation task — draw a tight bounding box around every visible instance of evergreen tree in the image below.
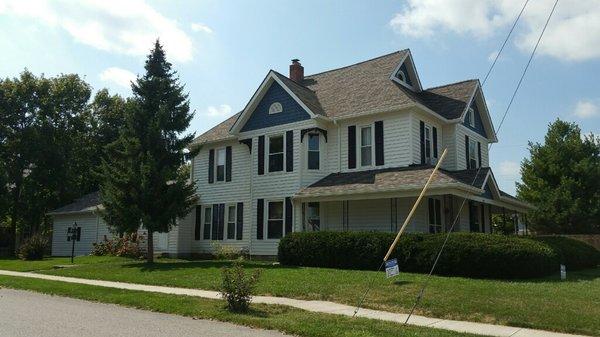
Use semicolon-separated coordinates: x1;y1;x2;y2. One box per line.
99;40;197;262
517;119;600;234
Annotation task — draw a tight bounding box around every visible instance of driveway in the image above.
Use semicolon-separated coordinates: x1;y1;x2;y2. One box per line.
0;288;289;337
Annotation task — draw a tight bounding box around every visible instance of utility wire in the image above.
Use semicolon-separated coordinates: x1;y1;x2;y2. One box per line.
482;0;530;87
403;0;559;325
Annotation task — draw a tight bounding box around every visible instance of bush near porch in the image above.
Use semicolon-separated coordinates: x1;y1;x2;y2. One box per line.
278;232;600;279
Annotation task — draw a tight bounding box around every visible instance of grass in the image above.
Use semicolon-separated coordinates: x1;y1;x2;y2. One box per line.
0;275;483;337
1;256;598;336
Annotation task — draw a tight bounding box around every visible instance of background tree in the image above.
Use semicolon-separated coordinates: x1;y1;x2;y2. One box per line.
99;40;197;263
517;119;600;234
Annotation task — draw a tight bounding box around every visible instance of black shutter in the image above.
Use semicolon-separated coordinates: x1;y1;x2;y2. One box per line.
211;204;218;240
375;121;384;166
236;202;243;240
477;141;482;168
481;204;486;233
194;205;201;240
257;199;264;240
208;149;214;183
348;125;356;169
258;136;265;175
76;227;81;241
465;135;470;169
286;130;293;172
225;146;232;182
285;197;293;235
218;203;225;240
420;121;425;164
432;126;438;158
203;206;211;239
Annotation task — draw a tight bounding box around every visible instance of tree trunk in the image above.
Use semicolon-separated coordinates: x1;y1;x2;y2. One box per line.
146;231;154;263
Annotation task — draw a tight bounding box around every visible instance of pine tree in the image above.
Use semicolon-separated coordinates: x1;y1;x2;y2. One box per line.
99;40;197;262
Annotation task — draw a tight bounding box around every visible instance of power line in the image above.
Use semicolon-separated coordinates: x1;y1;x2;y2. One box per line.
403;0;559;325
482;0;530;87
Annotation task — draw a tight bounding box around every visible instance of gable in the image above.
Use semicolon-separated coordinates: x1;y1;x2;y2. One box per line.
240;81;311;132
390;50;422;91
463;100;488;138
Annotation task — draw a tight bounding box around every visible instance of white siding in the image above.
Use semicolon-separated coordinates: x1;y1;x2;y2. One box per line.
51;212;111;256
411;111;444;166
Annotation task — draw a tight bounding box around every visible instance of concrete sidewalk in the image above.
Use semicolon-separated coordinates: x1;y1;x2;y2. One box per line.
0;269;588;337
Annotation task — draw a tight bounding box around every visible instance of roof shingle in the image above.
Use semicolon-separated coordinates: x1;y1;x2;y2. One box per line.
49;191;101;214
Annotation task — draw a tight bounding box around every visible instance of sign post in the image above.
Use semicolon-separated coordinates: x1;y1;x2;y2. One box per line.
68;222;79;264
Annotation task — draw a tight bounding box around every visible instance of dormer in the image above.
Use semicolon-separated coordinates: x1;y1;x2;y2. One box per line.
461;84;497;142
389;50;422;92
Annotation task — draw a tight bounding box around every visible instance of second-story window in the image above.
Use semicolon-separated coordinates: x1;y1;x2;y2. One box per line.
469;139;478;169
424;125;432;164
269;135;284;172
360;126;372;167
468;108;475;128
216;148;226;181
308;133;320;170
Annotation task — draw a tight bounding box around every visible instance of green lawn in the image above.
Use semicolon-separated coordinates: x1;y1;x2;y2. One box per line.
0;275;483;337
1;256;598;336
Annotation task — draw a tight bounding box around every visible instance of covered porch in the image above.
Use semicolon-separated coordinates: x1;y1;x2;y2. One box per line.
293;166;533;235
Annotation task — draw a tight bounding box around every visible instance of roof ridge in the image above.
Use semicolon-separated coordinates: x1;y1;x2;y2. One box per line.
271;70;316;93
425;79;479;91
304;49;409;79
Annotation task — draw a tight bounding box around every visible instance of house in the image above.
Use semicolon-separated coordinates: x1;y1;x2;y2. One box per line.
49;49;532;257
48;191;169;256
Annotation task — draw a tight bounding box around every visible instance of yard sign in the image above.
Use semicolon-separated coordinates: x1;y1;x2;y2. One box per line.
385;258;399;278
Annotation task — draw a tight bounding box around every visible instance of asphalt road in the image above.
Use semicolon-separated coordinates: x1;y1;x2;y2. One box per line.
0;288;289;337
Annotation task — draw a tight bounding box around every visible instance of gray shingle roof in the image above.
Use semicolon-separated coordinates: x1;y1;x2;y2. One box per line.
48;191;101;214
193;50;479;144
295;166;487;198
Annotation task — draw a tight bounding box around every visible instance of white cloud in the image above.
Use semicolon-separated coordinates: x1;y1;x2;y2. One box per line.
390;0;600;62
204;104;233;118
498;160;521;178
0;0;194;62
99;67;136;89
573;100;599;119
191;22;213;34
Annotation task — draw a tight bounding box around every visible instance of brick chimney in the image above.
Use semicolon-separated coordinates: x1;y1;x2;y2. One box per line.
289;59;304;83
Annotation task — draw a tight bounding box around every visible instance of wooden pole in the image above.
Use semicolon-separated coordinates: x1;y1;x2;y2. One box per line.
383;148;448;262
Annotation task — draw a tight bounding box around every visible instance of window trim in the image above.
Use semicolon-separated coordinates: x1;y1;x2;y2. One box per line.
266;199;285;240
267;134;285;173
359;124;374;167
307;133;320;170
468;138;478;169
306;202;320;232
424;124;432;164
468;108;475;128
268;102;283;114
428;197;443;234
202;205;212;240
225;203;237;240
215;147;227;182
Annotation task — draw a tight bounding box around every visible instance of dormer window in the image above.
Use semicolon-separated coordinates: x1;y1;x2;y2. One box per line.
468;107;475;128
269;102;283;114
395;69;407;83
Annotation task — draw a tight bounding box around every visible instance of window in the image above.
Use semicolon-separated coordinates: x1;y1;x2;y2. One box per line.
216;148;226;181
424;125;432;164
360;126;372;167
307;133;320;170
269;102;283;114
202;206;212;240
468;108;475;128
468;139;478;169
268;135;284;172
396;69;406;82
267;201;284;239
469;202;480;232
226;205;236;240
428;198;442;233
306;202;320;231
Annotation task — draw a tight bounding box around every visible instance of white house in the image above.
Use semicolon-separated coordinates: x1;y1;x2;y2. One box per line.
50;49;532;257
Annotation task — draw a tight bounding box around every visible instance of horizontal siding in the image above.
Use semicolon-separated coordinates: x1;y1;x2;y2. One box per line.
411;111;444;166
51;213;110;256
456;125;489;169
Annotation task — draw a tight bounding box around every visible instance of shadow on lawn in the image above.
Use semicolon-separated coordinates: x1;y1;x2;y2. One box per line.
123;260;295;272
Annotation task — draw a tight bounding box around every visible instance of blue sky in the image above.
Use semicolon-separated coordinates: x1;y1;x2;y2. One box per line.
1;0;599;195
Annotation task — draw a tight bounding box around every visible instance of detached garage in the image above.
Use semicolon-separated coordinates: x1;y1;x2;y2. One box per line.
48;191;170;256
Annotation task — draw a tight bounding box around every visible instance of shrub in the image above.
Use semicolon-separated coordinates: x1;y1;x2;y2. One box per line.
211;242;249;260
220;261;261;312
530;236;600;270
18;233;49;260
91;233;146;259
278;231;561;279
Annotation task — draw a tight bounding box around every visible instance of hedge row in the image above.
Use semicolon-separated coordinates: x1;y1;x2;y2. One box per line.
278;232;599;279
531;236;600;270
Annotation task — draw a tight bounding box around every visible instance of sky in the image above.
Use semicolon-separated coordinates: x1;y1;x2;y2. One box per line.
1;0;599;195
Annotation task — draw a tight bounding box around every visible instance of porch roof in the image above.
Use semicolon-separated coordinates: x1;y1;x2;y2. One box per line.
296;165;487;199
